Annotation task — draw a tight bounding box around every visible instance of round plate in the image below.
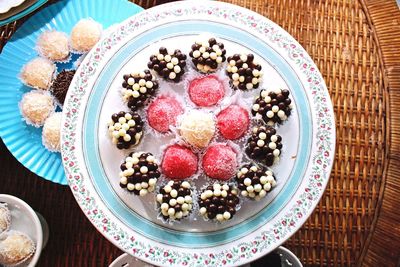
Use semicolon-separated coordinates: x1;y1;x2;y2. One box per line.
0;0;143;185
61;1;335;266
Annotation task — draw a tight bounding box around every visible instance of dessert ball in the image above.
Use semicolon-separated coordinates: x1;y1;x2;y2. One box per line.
216;104;250;140
20;57;55;90
252;88;293;126
37;31;69;61
226;53;263;90
50;69;76;105
20;90;55;127
189;37;226;73
119;152;160;196
147;95;184;133
161;144;198;180
107;111;143;149
0;204;10;234
199;183;239;222
156;180;193;221
235;164;277;200
42;112;62;152
202;143;237;180
148;47;187;82
0;231;35;266
121;70;159;111
179;110;215;148
245;126;282;166
188;75;225;107
70;19;102;52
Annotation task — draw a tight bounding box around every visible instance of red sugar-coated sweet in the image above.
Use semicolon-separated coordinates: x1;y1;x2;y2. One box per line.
217;104;250;140
188;75;225;107
147;95;184;133
161;144;198;179
202;143;237;180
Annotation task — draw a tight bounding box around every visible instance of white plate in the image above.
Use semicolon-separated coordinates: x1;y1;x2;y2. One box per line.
0;0;26;14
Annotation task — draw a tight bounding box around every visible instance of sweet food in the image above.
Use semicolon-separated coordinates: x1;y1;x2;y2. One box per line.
226;53;262;90
189;38;226;73
37;31;70;61
188;75;225;107
107;111;143;149
216;104;249;140
20;57;55;90
147;95;184;133
50;70;76;105
179;110;215;148
0;231;35;266
0;204;10;234
202;143;237;180
156;181;193;220
148;47;187;82
42;112;62;152
70;19;102;53
20;90;55;127
161;144;198;180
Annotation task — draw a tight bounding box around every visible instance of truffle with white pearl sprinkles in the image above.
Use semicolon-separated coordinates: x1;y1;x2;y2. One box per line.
121;70;159;111
119;152;160;196
199;183;239;222
235;163;277;200
156;180;193;221
252;88;293;125
226;53;262;90
107;111;143;149
148;47;187;82
189;37;226;73
245;125;282;166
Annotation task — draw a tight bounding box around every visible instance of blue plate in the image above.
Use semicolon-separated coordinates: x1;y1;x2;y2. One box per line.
0;0;143;185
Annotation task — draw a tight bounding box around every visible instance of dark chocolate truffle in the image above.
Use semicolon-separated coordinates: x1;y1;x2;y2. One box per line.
50;69;76;105
189;38;226;73
226;53;262;90
148;47;187;82
107;111;144;149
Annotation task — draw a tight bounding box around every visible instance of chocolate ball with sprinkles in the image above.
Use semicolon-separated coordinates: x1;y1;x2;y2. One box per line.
107;111;143;149
245;125;282;166
119;152;160;196
235;164;277;201
148;47;187;82
226;53;262;90
189;37;226;73
199;183;239;222
121;70;158;111
252;88;293;126
156;181;193;221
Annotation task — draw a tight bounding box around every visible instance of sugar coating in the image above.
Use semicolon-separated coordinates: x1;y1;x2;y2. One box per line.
161;144;198;180
70;19;102;52
188;75;225;107
147;95;184;133
20;57;55;90
20;90;55;126
37;31;69;61
0;204;10;234
42;112;62;152
0;231;35;266
216;104;250;140
202;143;237;180
179;110;215;148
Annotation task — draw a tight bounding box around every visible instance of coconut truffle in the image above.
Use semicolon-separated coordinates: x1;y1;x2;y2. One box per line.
37;31;70;61
0;204;11;234
70;19;102;52
235;164;277;200
119;152;160;196
189;37;226;73
42;112;62;152
50;70;76;105
148;47;187;82
216;104;250;140
161;144;198;180
226;53;262;90
20;57;55;90
179;110;215;148
20;90;55;127
107;111;143;149
199;183;239;222
147;95;184;133
202;143;237;181
188;75;225;107
157;180;193;221
0;231;35;266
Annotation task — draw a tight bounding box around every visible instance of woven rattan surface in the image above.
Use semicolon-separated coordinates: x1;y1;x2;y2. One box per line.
1;0;399;266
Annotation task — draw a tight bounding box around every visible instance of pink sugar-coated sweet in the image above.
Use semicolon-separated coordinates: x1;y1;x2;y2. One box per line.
217;104;250;140
147;95;184;133
202;143;237;180
188;75;225;107
161;144;198;180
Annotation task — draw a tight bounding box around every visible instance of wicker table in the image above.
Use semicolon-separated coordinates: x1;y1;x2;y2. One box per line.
1;0;399;266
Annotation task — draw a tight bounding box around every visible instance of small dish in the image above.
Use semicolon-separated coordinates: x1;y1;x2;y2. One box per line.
0;0;26;14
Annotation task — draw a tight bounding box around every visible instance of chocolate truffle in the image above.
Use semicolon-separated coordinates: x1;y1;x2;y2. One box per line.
226;53;262;90
235;164;277;200
121;70;159;111
119;152;160;196
216;104;250;140
20;90;55;127
199;183;239;222
245;126;282;166
148;47;187;82
188;75;225;107
37;31;70;61
0;204;10;234
147;95;184;133
179;110;215;148
0;231;35;266
202;143;237;181
189;37;226;73
20;57;55;90
156;180;193;221
252;88;293;126
70;19;102;53
161;144;198;180
50;70;76;105
107;111;143;149
42;112;62;152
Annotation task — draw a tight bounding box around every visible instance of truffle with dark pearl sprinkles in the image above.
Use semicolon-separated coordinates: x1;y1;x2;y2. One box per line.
235;163;277;200
148;47;187;82
199;183;239;222
189;38;226;73
156;180;193;221
226;53;263;90
245;125;282;166
119;152;160;196
107;111;144;149
121;70;158;111
252;88;293;126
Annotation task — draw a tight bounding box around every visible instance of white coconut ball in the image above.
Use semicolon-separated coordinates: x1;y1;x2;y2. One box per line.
42;112;62;152
37;31;70;61
70;19;102;52
20;90;55;127
20;57;55;90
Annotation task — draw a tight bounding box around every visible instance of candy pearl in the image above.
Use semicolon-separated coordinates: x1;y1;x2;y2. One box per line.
212;44;219;50
223;211;231;220
270;135;278;142
146;155;155;162
214;189;221;197
164;54;171;62
183;210;189;216
200;207;207;215
161;210;168;216
229;60;236;66
241;168;249;174
240;54;247;62
168;208;175;216
123;135;131;142
157;194;163;203
203;65;211;72
241;191;248;197
170;189;178;198
277;110;286;118
260;176;267;184
247;186;254;193
272;105;279;113
216;57;223;63
239;76;245;82
266;175;275;183
261;90;268;98
174;65;181;73
216;214;224;222
139;79;146;86
167;62;174;69
182;203;189;211
242;63;248;69
216;49;222;56
203;52;210;58
127;183;134;191
132;91;140;98
253;69;260;76
177;197;185;204
253;104;260;111
221;190;227;197
210;52;217;59
193;50;201;58
132;157;139;165
168;181;174;186
114;122;121;129
140;166;148;174
138;87;146;94
266;170;273;176
271;180;277;187
259;190;267;198
139;189;148;196
205;190;213;198
259;132;267;140
127;78;135;85
118;129;126;136
175;212;183;219
233;80;239;87
250;166;258;172
169;72;176;80
200;193;206;200
169;199;177;206
171;57;179;65
266;111;274;118
264;183;271;191
246;83;253;90
252;78;258;84
135;183;142;190
249;192;256;198
164;185;172;193
118;117;126;124
112;131;120;138
213;183;221;190
232;73;239;80
222;184;229;191
122;124;130;131
157;54;164;60
182;181;190;189
199;47;206;53
231;66;238;73
244;178;252;186
273;149;280;156
257;140;265;147
132;83;140;90
254;184;262;192
120;177;127;185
